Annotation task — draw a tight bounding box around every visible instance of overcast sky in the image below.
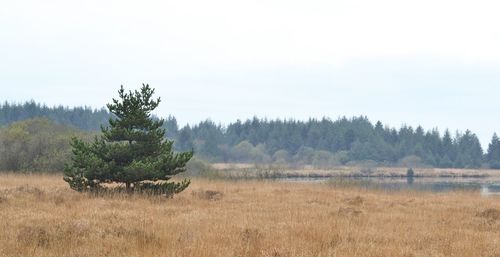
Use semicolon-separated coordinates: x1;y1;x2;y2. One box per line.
1;0;500;148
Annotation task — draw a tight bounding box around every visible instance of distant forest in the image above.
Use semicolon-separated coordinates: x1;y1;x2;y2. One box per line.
0;101;110;131
1;101;500;171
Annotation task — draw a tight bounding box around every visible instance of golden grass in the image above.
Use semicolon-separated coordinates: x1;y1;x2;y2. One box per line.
1;174;500;257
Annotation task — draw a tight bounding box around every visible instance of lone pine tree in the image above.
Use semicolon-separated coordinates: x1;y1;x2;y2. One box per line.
64;84;193;196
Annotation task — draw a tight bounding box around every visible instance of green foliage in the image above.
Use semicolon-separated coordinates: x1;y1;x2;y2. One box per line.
135;180;190;197
398;155;424;168
229;141;270;163
64;84;193;196
0;101;110;131
312;150;335;168
438;155;453;168
182;116;490;169
272;149;290;164
332;151;350;165
293;146;315;165
407;168;415;177
185;157;213;176
0;118;92;172
1;100;496;169
175;127;194;152
231;141;255;161
486;133;500;169
454;130;483;168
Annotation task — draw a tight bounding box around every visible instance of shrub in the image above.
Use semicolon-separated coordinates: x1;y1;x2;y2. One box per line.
186;157;212;176
407;168;415;177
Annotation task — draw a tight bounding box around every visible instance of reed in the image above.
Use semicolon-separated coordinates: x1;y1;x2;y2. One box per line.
0;173;499;257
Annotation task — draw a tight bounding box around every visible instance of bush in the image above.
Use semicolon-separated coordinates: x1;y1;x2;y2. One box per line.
312;150;335;168
272;149;290;164
407;168;414;177
0;118;92;172
398;155;424;168
292;146;315;165
231;141;255;161
332;151;350;165
230;141;271;163
186;157;213;176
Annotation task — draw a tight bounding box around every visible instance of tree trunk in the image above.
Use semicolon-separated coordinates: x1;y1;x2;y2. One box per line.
125;182;131;193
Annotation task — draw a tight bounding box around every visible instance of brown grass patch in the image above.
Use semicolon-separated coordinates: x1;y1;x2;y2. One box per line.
191;189;223;200
343;195;364;205
338;206;363;217
477;208;500;221
0;174;499;257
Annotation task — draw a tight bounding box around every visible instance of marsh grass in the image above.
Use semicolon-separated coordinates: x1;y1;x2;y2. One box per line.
0;174;499;257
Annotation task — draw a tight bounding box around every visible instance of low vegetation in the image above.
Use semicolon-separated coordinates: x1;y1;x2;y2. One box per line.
1;174;499;257
0;118;93;172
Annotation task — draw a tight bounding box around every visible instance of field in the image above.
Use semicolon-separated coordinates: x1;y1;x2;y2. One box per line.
1;174;500;257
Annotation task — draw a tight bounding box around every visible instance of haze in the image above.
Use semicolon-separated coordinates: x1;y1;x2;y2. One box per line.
1;0;500;146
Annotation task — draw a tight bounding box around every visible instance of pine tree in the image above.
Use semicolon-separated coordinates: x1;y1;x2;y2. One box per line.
441;130;455;164
176;127;194;152
64;84;193;196
487;133;500;168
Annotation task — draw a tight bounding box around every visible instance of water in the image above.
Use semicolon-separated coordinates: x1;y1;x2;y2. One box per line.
279;176;500;195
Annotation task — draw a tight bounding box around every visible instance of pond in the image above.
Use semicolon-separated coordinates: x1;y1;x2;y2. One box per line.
279;176;500;195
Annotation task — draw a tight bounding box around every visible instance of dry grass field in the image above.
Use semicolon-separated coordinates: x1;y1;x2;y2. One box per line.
1;174;500;257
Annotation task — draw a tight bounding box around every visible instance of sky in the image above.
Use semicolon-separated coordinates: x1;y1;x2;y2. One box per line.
1;0;500;148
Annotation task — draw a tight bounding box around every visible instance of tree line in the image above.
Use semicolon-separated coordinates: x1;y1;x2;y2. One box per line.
1;102;500;171
0;101;109;131
174;117;500;169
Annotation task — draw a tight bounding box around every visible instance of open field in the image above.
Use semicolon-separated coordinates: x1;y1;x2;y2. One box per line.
1;174;500;257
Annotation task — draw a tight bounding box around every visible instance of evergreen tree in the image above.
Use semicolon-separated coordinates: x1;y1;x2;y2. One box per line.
441;130;455;165
175;126;195;152
199;129;221;160
64;84;193;196
163;115;179;139
455;130;483;168
487;133;500;168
